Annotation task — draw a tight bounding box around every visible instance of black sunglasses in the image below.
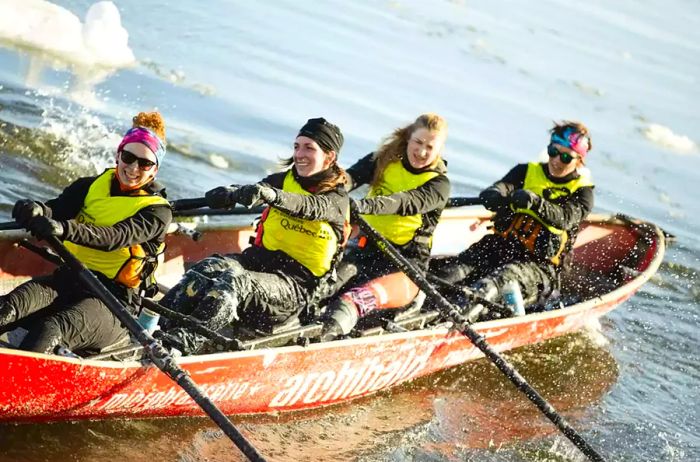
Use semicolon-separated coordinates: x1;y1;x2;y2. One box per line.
547;145;578;164
120;150;157;170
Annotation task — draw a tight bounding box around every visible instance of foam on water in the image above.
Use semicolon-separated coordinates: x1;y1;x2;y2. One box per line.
0;1;699;460
641;123;697;153
0;0;134;68
583;317;609;347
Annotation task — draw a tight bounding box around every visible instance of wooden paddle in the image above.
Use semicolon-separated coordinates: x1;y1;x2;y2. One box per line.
39;235;267;462
349;203;606;462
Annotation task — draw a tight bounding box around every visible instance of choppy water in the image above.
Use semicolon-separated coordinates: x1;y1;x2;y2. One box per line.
0;1;698;461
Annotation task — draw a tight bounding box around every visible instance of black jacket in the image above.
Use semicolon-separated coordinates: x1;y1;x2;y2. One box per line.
347;153;451;269
45;173;172;256
241;168;350;289
486;163;594;264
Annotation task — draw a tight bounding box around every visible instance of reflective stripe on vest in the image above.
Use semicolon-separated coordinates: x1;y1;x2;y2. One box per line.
500;162;593;265
256;171;344;277
63;169;169;287
362;160;439;246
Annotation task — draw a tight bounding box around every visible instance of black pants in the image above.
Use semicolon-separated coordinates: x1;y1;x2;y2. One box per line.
160;254;310;332
332;242;427;290
0;269;131;354
429;234;557;310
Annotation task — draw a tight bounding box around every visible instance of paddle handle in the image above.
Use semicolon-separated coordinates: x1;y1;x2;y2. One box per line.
350;206;606;462
43;236;267;462
169;197;266;217
447;196;482;207
0;222;20;231
171;197;209;211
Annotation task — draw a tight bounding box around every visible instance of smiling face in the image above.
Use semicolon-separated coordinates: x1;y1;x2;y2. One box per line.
293;135;335;177
115;142;159;190
547;143;581;178
406;127;446;170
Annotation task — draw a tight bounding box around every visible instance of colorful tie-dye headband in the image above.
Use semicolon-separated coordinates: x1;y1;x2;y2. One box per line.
117;127;166;165
550;128;590;158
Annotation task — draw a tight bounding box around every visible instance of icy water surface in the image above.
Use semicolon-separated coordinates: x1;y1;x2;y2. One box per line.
0;0;698;460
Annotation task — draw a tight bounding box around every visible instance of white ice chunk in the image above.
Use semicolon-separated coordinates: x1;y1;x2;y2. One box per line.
0;0;134;67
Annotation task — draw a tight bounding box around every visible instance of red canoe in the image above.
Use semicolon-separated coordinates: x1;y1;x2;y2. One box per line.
0;209;665;423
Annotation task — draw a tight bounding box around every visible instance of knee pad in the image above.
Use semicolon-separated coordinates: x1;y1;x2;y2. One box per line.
193;255;245;278
322;297;359;336
20;318;65;354
430;257;475;285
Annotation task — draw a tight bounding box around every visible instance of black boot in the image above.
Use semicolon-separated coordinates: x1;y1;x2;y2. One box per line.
320;298;359;342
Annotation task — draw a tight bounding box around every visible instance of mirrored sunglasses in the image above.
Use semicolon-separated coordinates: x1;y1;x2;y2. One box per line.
120;150;157;170
547;145;579;164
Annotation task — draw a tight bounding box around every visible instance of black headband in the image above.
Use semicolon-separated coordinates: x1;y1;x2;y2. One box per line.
297;117;344;154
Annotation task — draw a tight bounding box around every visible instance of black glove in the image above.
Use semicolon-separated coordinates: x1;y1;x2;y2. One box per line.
27;216;65;240
478;189;507;212
231;184;277;208
205;186;238;209
12;200;47;227
510;189;540;210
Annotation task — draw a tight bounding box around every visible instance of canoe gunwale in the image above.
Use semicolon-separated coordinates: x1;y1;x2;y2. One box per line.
0;215;666;366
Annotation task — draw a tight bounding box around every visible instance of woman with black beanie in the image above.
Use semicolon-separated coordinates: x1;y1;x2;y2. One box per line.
160;118;350;354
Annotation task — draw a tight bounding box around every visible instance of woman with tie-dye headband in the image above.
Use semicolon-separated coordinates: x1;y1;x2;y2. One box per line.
0;111;172;356
429;120;594;321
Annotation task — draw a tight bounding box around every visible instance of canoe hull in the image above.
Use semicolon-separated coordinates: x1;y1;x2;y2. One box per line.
0;210;665;423
0;287;631;423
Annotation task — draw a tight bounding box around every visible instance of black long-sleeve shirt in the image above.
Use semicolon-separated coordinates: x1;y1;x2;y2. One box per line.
263;169;349;243
487;163;594;231
240;168;350;287
45;173;172;254
346;153;451;267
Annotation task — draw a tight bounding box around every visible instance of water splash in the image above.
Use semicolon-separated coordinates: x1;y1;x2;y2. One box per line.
658;431;686;461
0;91;120;188
38;99;120;172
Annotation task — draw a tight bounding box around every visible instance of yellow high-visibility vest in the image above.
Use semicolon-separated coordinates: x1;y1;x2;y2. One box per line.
64;169;169;287
255;171;347;277
363;160;439;246
500;162;593;265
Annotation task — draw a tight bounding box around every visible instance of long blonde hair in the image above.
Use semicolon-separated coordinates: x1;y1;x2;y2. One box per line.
371;113;447;186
